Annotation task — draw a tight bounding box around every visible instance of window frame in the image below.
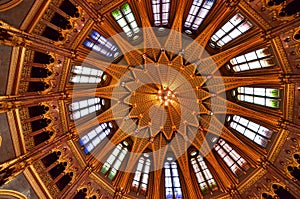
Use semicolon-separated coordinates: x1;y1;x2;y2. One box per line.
227;115;273;148
68;97;105;120
210;13;253;48
184;0;215;34
227;47;275;72
131;154;151;195
151;0;171;28
214;139;250;176
189;151;218;195
164;157;183;199
233;87;281;109
83;30;120;59
111;3;141;40
79;122;114;154
100;141;129;180
69;65;108;84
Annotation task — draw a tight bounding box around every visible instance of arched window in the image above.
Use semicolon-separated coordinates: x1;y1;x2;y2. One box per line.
152;0;171;27
184;0;215;33
112;3;140;40
279;0;300;17
228;48;274;72
73;188;87;199
50;13;72;30
132;154;151;194
100;141;129;180
214;139;250;176
49;162;67;179
79;122;113;154
56;172;73;191
164;157;183;199
69;65;108;84
59;0;79;17
69;98;105;120
210;13;253;47
83;30;120;58
272;184;296;199
229;115;273;147
41;151;61;167
234;87;280;108
190;152;217;194
262;193;274;199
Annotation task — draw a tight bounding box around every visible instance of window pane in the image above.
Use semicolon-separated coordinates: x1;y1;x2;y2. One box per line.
215;139;249;175
230;13;244;25
211;13;251;47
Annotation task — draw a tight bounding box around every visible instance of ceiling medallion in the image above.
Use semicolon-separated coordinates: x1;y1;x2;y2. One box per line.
157;87;175;106
74;27;226;171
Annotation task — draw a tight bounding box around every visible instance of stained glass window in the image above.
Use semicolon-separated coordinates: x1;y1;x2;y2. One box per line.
69;65;107;84
164;157;183;199
229;115;273;147
83;30;120;58
228;48;274;72
112;3;140;40
69;98;105;120
100;141;128;180
190;152;217;194
214;139;250;176
152;0;171;26
235;87;280;108
211;13;253;47
79;122;113;153
132;154;151;194
184;0;215;32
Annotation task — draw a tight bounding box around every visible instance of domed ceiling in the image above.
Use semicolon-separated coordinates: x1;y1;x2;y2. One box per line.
0;0;300;199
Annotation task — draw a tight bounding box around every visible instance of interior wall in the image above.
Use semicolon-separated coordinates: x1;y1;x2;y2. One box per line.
0;113;15;163
0;0;35;28
0;46;12;96
0;173;38;199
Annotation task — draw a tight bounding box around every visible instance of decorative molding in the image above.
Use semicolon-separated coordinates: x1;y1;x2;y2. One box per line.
58;58;71;92
285;84;295;122
67;140;86;168
15;109;27;153
20;0;49;32
272;37;293;74
33;160;60;197
238;168;267;194
90;172;115;196
0;0;23;12
269;129;289;163
23;168;50;199
238;0;272;30
69;17;94;50
58;99;68;133
0;189;27;199
6;110;22;156
98;0;126;15
6;47;25;95
24;167;52;199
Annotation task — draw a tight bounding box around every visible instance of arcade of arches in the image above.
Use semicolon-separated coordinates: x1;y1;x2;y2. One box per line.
0;0;300;198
